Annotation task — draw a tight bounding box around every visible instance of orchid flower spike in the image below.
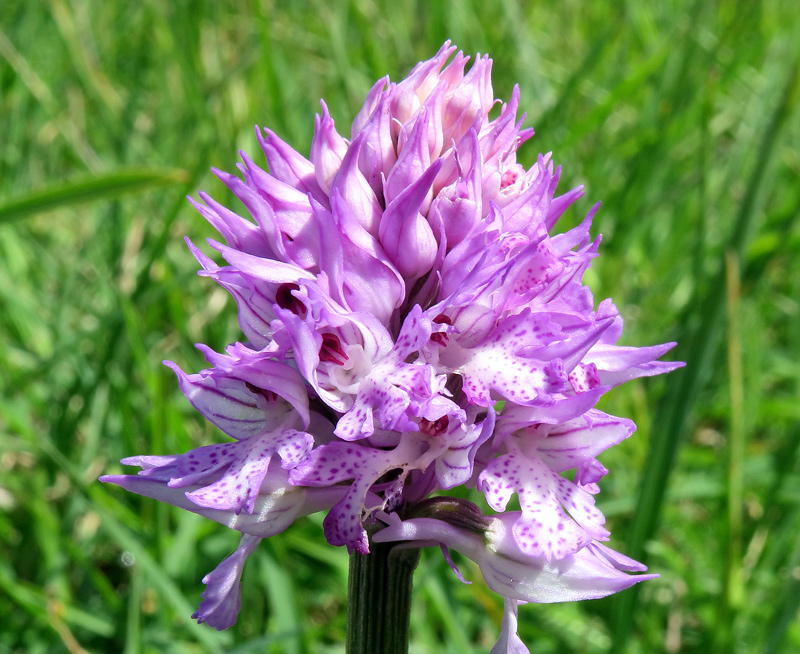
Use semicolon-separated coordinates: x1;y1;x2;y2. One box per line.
101;41;683;649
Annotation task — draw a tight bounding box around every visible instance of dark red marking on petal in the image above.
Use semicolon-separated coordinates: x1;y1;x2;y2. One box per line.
245;382;279;403
275;283;307;318
431;314;452;346
500;169;518;188
420;415;449;437
319;332;348;365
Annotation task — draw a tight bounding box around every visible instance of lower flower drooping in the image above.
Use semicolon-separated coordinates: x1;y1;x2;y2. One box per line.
101;41;683;649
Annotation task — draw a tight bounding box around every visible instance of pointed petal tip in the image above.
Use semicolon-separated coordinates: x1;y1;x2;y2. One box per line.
162;359;181;374
631;572;660;584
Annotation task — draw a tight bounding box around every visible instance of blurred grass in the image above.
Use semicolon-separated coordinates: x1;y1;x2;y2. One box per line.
1;1;799;653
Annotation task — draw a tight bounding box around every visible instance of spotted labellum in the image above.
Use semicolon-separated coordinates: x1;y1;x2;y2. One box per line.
101;42;682;651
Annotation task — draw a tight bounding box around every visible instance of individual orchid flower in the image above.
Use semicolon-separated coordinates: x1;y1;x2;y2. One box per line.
374;500;656;653
102;41;682;649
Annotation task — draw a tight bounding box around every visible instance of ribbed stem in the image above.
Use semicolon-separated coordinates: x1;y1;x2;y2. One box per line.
346;539;421;654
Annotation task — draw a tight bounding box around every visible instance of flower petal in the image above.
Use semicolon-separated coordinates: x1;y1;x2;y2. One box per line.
585;342;685;386
99;472;339;538
534;409;635;473
478;444;608;560
257;126;327;205
310;100;347;194
490;599;530;654
192;533;262;630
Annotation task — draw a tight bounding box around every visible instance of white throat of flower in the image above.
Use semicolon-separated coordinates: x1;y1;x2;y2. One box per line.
321;342;374;394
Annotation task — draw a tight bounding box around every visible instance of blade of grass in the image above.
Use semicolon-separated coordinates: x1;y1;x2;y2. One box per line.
718;250;745;650
123;564;142;654
723;252;745;559
0;168;190;224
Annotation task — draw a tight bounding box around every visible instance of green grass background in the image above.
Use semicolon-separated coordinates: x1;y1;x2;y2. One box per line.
1;1;799;652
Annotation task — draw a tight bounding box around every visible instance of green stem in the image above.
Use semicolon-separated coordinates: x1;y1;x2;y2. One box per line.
346;538;421;654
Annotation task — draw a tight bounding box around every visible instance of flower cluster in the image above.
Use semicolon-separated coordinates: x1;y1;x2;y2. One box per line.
102;42;681;651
